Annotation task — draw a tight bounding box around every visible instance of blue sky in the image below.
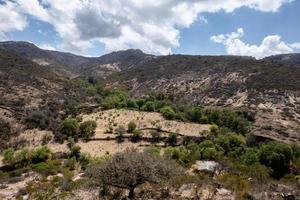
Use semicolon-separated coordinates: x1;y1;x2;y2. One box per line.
0;0;299;58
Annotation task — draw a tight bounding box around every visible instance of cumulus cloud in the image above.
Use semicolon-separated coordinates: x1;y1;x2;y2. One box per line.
0;1;27;40
0;0;294;54
211;28;300;59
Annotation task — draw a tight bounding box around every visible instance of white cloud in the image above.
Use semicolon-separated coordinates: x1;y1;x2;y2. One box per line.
290;43;300;49
0;0;294;54
211;28;300;59
0;1;27;40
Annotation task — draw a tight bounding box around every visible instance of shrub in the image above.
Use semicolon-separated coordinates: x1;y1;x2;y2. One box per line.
116;125;126;136
25;110;49;130
259;142;293;179
4;148;31;168
240;149;259;165
167;133;178;146
130;130;143;142
235;163;270;183
3;147;51;168
31;146;51;164
160;106;177;120
127;121;137;133
30;160;61;176
79;120;97;140
215;133;245;155
142;101;155;112
57;118;79;140
164;146;193;166
198;140;224;160
150;130;161;143
101;91;127;109
87;149;180;199
126;99;138;109
3;148;15;165
217;172;250;199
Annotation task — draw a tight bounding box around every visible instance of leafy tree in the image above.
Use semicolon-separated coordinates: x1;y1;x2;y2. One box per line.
101;91;127;109
127;121;137;133
79;120;97;140
240;149;259;165
198;140;224;160
259;142;293;179
215;133;245;155
87;149;180;199
160;106;177;120
142;101;155;112
126;99;138;109
58;118;79;140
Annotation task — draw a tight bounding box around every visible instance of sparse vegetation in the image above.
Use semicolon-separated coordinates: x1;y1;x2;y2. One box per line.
79;120;97;140
127;121;137;133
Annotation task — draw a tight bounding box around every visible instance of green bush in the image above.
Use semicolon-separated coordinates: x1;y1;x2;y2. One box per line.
79;120;97;140
30;160;61;176
3;148;14;165
130;130;143;142
240;149;259;165
3;147;52;168
215;133;245;155
197;140;224;160
101;91;127;109
160;106;177;120
235;163;270;183
31;146;51;164
58;118;79;140
126;99;138;109
142;101;155;112
150;130;161;143
259;142;293;179
127;121;137;133
115;125;126;142
164;146;192;166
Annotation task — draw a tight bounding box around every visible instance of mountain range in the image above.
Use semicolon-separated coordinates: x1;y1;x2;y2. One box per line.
0;41;299;143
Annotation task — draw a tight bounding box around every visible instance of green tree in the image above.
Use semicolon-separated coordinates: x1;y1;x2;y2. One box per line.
79;120;97;140
127;121;137;133
58;118;79;140
142;101;155;112
215;133;245;155
87;149;180;199
240;149;259;165
160;106;177;120
259;142;293;179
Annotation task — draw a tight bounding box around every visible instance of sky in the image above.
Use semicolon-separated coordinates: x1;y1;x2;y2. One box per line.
0;0;300;58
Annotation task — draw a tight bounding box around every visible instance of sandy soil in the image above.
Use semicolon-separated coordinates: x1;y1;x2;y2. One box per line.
81;109;211;137
2;109;211;159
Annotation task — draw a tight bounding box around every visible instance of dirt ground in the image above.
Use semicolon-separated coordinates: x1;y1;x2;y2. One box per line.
1;109;211;161
81;109;211;137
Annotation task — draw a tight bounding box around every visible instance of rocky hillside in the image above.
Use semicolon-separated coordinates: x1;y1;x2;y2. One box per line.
0;41;299;143
108;55;300;143
0;41;153;78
